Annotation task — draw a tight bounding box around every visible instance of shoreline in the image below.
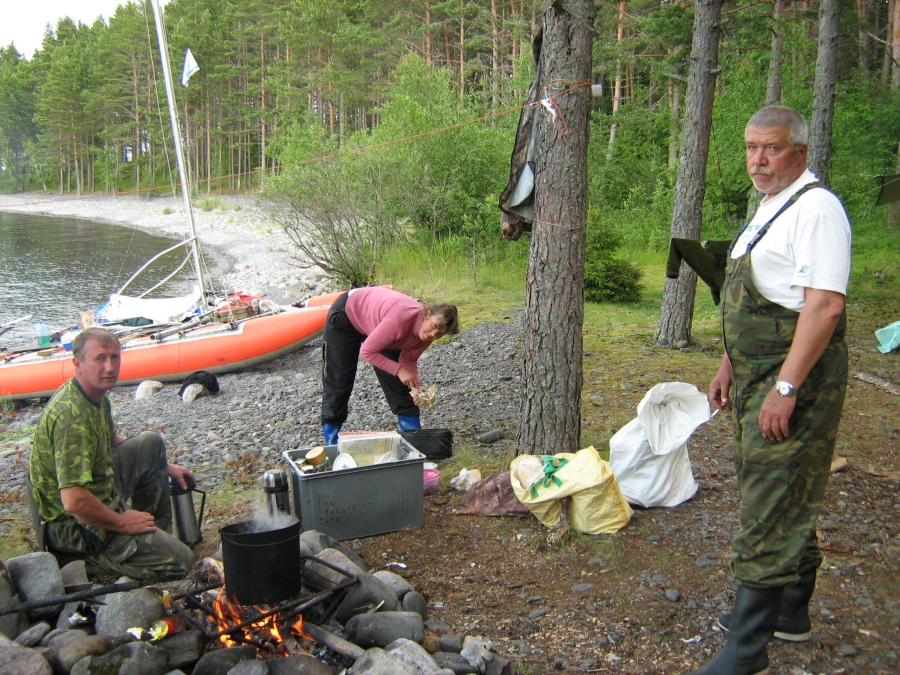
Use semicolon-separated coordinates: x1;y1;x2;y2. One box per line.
0;191;330;301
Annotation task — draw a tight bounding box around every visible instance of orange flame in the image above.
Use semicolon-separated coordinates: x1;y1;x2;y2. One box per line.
212;586;287;651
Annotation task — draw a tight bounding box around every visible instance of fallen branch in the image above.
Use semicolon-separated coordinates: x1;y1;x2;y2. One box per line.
851;371;900;396
0;581;141;616
863;468;900;479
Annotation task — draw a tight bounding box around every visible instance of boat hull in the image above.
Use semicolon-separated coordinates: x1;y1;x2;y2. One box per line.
0;306;329;400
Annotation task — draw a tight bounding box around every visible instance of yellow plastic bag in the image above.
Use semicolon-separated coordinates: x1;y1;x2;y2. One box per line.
510;446;633;534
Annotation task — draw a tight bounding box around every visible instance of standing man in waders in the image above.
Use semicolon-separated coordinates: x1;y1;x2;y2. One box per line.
692;105;851;675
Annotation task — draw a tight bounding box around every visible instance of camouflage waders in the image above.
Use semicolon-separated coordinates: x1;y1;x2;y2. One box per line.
46;432;193;581
721;249;847;589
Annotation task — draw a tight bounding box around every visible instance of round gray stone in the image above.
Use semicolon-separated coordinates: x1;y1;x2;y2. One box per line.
401;591;428;620
15;622;51;647
54;635;117;672
372;571;414;599
345;611;425;649
0;637;53;675
95;588;166;637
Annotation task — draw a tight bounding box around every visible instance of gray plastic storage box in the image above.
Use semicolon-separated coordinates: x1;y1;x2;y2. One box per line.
283;442;424;540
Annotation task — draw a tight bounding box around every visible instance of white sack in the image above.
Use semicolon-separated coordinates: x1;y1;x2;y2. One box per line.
637;382;711;455
609;382;710;508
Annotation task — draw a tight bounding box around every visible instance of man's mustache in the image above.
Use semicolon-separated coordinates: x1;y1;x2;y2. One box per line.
750;167;774;176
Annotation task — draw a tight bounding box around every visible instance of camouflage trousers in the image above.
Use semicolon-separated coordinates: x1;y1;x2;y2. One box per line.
722;254;847;589
46;432;194;582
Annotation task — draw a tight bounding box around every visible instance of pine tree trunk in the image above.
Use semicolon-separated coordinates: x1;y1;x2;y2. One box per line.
516;0;593;457
668;78;681;171
747;0;789;222
766;0;788;104
607;2;626;162
655;0;724;347
809;0;840;185
892;0;900;86
891;134;900;230
884;0;896;85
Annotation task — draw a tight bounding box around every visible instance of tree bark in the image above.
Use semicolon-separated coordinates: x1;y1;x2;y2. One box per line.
655;0;724;347
746;0;789;223
668;78;681;171
766;0;788;105
517;0;593;457
892;0;900;86
808;0;840;185
607;2;626;162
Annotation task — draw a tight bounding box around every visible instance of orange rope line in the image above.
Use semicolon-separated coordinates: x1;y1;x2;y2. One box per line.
0;82;592;210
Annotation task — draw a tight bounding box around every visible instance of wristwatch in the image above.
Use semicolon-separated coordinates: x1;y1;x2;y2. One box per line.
774;380;796;397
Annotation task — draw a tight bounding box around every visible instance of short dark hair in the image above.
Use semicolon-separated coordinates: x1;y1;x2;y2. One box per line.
746;105;808;146
73;327;121;360
424;303;459;336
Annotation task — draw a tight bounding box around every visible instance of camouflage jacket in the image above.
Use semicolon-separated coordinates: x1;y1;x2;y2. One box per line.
30;378;117;524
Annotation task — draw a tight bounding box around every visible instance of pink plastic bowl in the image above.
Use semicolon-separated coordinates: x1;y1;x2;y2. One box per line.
423;468;440;495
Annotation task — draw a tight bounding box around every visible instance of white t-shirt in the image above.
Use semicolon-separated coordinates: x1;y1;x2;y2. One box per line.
730;169;851;311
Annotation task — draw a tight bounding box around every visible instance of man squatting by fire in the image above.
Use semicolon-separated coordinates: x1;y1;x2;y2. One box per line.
30;327;196;581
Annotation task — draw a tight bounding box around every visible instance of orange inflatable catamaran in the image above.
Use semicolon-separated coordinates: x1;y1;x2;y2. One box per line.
0;291;345;401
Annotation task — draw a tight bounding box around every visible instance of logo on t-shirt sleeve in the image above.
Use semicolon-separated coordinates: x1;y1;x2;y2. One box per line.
796;264;809;277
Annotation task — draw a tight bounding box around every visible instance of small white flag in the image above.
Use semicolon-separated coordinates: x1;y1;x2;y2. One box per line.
181;48;200;86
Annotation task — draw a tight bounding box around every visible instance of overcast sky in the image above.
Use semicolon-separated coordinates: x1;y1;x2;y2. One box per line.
0;1;171;58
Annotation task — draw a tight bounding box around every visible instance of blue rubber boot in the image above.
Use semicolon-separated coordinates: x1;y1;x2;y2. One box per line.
397;415;421;433
322;423;341;446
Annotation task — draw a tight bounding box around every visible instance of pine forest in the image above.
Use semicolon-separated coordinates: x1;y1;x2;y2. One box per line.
1;1;899;254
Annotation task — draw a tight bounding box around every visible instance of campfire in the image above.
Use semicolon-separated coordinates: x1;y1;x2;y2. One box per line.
167;553;359;663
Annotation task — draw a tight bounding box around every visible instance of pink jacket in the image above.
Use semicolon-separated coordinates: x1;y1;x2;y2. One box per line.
345;287;433;377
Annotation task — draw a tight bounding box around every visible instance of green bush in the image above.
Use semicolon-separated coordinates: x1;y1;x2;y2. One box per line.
585;258;643;303
584;209;643;303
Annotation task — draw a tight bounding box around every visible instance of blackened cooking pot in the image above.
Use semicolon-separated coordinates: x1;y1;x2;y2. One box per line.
219;518;302;605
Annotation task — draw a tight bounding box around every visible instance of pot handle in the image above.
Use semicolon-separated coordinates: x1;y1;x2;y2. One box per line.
193;487;206;531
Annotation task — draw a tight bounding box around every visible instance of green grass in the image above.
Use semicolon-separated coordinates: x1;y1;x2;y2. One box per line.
199;197;224;213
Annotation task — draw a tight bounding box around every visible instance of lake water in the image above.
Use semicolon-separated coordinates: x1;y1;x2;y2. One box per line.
0;211;200;346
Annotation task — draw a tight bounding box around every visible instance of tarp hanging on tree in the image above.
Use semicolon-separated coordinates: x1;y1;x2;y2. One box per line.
498;28;543;240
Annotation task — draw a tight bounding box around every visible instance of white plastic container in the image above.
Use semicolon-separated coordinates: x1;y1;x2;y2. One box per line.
337;432;403;467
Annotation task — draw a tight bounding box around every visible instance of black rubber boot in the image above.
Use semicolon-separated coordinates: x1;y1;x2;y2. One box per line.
717;569;816;642
688;585;783;675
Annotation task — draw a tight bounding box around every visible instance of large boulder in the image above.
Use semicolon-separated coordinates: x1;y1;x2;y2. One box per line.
5;553;64;619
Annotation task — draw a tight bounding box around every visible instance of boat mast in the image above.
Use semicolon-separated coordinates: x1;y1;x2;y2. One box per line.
150;0;207;307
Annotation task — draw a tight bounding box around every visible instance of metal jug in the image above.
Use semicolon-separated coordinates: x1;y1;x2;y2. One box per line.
169;478;206;546
263;469;291;517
